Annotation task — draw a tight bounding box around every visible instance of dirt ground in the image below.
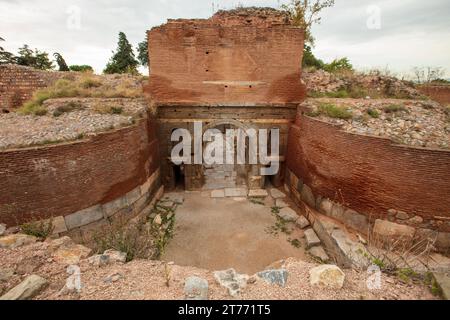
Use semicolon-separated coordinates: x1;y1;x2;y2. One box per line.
162;192;309;274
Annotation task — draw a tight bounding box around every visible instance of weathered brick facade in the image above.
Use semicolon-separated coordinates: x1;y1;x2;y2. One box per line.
0;115;160;226
147;9;305;105
0;64;66;111
286;112;450;233
148;9;306;190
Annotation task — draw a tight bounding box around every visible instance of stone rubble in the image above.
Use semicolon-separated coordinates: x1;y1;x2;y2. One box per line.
0;98;147;150
304;229;321;249
303;98;449;149
0;275;48;300
184;276;209;300
309;265;346;290
257;269;289;287
214;268;249;297
0;234;37;249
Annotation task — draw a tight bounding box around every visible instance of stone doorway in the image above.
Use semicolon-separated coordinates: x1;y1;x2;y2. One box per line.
201;121;263;191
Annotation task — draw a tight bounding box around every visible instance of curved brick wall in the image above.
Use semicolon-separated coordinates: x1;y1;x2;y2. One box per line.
286;113;450;235
0;115;160;228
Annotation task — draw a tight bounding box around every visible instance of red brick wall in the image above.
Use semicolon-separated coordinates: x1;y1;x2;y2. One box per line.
0;116;160;226
0;64;66;111
418;85;450;105
286;114;450;232
147;11;305;104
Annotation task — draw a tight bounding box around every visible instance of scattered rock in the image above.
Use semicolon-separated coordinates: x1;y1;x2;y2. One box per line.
0;234;37;249
214;269;249;297
310;265;346;290
373;219;415;238
296;216;310;229
0;275;48;300
154;215;163;226
211;189;225;198
277;207;298;222
304;229;321;249
275;199;289;208
319;198;333;216
104;272;124;284
395;211;410;220
0;268;15;282
309;246;330;262
257;269;289;287
269;188;286;199
48;236;74;252
0;224;6;236
408;216;424;225
52;244;92;265
264;196;275;207
88;254;110;267
104;250;127;263
184;276;209;300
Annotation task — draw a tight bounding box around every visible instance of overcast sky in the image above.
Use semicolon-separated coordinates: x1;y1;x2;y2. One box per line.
1;0;449;78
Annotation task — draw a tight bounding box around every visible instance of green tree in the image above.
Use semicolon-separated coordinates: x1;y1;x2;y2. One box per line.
303;45;324;69
323;57;354;73
282;0;335;46
104;32;139;74
137;38;149;67
53;52;70;71
0;36;16;64
16;45;54;70
69;65;94;72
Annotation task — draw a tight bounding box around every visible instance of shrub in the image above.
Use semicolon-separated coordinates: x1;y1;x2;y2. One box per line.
384;104;407;114
80;76;102;89
93;103;124;115
69;65;93;72
53;101;84;117
21;218;54;239
318;103;353;120
367;108;380;118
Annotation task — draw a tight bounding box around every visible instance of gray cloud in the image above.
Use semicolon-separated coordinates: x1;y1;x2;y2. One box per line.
1;0;449;77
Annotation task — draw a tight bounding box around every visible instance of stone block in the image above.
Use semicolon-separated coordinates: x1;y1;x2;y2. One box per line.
343;209;369;234
64;205;104;230
277;207;298;222
270;188;286;199
309;246;330;262
103;196;128;218
126;187;142;206
304;229;321;249
50;216;68;234
318;198;333;216
275;198;289;208
211;190;225;198
0;275;48;300
185;276;209;300
248;189;268;198
225;188;248;197
301;184;315;208
296;216;310;229
373;219;415;238
257;269;289;287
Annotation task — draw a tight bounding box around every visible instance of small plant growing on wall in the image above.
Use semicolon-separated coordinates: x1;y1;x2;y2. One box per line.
21;218;54;239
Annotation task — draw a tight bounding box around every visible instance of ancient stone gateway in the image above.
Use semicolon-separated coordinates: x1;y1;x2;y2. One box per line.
148;8;306;191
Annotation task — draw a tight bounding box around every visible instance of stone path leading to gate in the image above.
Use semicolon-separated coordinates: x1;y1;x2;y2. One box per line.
161;191;311;274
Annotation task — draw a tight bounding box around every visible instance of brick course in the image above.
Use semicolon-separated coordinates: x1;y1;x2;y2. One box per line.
286;113;450;233
147;10;305;105
0;115;160;226
0;64;67;111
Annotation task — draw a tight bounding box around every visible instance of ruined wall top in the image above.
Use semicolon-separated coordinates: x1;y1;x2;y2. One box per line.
147;7;305;106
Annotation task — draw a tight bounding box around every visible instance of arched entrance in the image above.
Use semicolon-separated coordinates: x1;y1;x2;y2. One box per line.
201;120;264;190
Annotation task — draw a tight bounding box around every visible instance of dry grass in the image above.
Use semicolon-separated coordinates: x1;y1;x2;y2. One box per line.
18;74;143;116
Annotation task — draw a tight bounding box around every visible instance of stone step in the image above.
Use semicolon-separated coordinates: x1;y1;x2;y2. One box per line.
304;229;321;249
